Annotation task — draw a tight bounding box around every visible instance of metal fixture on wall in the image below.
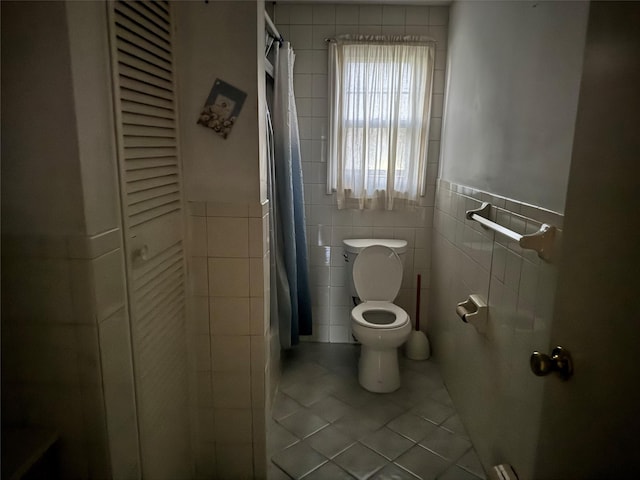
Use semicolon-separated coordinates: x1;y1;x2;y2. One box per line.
530;346;574;380
466;202;556;261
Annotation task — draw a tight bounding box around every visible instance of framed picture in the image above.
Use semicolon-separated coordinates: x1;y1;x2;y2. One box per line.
197;79;247;139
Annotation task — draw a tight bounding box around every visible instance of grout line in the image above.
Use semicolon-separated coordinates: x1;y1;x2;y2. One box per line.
268;343;486;480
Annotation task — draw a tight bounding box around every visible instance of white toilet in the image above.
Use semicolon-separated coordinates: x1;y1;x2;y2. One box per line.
344;239;412;393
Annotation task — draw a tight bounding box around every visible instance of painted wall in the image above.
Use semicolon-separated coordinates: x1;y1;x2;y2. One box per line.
175;1;263;204
440;1;589;213
66;1;121;236
3;1;273;478
431;1;590;478
175;2;271;478
1;1;85;236
1;1;139;478
275;2;449;343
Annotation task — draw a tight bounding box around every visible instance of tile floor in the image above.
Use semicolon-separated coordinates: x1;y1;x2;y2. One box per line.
267;343;486;480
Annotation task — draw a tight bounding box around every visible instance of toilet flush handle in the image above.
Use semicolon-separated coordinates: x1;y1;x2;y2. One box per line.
530;346;573;380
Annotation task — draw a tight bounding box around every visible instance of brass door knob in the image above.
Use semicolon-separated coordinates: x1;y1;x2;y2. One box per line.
530;346;573;380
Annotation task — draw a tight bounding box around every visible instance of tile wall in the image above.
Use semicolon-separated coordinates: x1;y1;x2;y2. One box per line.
2;1;144;477
1;229;139;479
430;179;564;477
274;2;450;342
186;201;272;479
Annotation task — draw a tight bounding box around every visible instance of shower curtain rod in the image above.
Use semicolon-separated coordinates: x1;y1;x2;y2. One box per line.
265;10;283;45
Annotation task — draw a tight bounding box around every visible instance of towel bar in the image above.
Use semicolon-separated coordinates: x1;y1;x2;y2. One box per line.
466;202;556;261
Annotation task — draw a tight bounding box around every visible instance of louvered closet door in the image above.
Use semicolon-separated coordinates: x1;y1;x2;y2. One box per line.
108;2;191;478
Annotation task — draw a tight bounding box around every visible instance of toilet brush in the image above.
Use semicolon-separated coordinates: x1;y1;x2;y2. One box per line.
405;274;431;360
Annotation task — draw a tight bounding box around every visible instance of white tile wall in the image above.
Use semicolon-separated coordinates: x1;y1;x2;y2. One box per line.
1;229;137;479
430;179;563;474
206;217;249;257
215;442;255;479
186;200;270;478
275;2;449;343
211;297;251;335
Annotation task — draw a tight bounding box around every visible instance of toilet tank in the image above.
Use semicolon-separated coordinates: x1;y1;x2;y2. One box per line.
343;239;408;299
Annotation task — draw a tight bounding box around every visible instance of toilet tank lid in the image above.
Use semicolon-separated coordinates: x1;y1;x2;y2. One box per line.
343;238;407;254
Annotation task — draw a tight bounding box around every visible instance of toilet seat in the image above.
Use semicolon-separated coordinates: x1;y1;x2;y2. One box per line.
352;246;409;330
352;301;409;329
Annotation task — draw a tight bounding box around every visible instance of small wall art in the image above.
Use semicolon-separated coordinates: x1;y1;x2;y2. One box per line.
197;78;247;139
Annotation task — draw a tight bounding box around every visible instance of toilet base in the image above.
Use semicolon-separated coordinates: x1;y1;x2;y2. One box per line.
358;346;401;393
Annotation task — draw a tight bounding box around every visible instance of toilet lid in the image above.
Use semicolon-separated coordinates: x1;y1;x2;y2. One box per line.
353;245;402;301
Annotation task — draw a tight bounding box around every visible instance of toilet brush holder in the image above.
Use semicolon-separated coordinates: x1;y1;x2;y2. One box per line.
406;330;430;360
405;274;431;360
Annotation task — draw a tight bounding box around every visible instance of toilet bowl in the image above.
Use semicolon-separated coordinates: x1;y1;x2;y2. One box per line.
349;244;411;393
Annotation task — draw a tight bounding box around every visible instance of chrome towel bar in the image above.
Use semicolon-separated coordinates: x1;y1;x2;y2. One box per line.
466;202;556;261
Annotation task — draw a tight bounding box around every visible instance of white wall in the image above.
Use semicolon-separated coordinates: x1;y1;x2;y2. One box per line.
175;1;262;204
275;2;449;343
1;1;85;236
66;1;121;236
175;2;271;478
440;1;589;213
431;1;590;477
1;1;138;478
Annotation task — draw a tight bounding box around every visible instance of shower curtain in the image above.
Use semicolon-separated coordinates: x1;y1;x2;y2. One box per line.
270;41;312;348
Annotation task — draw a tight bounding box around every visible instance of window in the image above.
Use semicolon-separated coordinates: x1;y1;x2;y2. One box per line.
328;36;436;210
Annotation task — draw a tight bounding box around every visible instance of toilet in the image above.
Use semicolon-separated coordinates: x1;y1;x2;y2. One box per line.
344;239;411;393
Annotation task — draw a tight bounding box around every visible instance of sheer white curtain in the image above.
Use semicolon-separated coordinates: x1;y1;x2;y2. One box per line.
328;35;436;210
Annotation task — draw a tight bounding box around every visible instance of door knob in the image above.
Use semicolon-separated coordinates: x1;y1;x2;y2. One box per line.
530;346;573;380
